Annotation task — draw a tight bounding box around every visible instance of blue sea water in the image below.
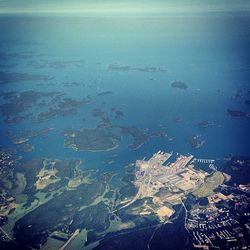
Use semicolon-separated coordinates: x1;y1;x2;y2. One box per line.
0;14;250;172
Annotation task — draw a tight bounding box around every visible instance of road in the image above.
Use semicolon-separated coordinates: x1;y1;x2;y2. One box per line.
147;224;162;250
114;167;151;212
181;199;189;233
114;183;143;212
0;226;12;241
58;229;80;250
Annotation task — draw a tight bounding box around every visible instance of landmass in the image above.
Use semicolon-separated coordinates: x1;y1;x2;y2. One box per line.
0;90;89;123
227;109;249;118
17;143;34;153
171;81;188;89
97;91;113;96
0;149;249;249
108;63;167;73
112;151;250;249
36;97;89;122
187;134;205;149
28;59;85;69
197;120;214;128
0;91;60;123
9;127;54;145
116;152;208;220
120;126;167;150
63;128;120;152
0;71;51;84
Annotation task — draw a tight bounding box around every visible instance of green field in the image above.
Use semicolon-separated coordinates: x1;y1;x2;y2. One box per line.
192;171;225;198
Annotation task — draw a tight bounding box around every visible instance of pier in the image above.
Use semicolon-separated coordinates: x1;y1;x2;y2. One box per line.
195;159;215;164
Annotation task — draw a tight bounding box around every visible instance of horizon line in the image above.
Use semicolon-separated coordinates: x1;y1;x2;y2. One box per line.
0;9;249;16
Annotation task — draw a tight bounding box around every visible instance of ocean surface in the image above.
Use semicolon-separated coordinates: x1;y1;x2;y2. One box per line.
0;14;250;173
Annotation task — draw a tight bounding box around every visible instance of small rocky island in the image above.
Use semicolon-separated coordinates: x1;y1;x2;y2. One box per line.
171;81;188;89
227;109;249;118
188;134;205;149
197;120;213;128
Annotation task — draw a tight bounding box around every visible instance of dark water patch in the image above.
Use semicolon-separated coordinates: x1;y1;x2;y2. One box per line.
219;156;250;185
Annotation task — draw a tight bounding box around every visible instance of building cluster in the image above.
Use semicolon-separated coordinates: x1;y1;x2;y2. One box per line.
0;194;15;216
133;151;250;248
133;151;210;221
187;190;250;249
0;149;18;221
0;149;17;180
135;151;208;203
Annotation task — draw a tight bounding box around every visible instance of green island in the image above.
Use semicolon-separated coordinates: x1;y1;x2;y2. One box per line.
63;128;120;152
171;81;188;89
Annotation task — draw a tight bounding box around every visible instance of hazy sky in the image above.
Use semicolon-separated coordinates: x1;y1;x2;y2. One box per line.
0;0;249;14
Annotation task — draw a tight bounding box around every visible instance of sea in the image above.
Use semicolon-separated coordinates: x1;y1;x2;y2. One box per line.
0;12;250;174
